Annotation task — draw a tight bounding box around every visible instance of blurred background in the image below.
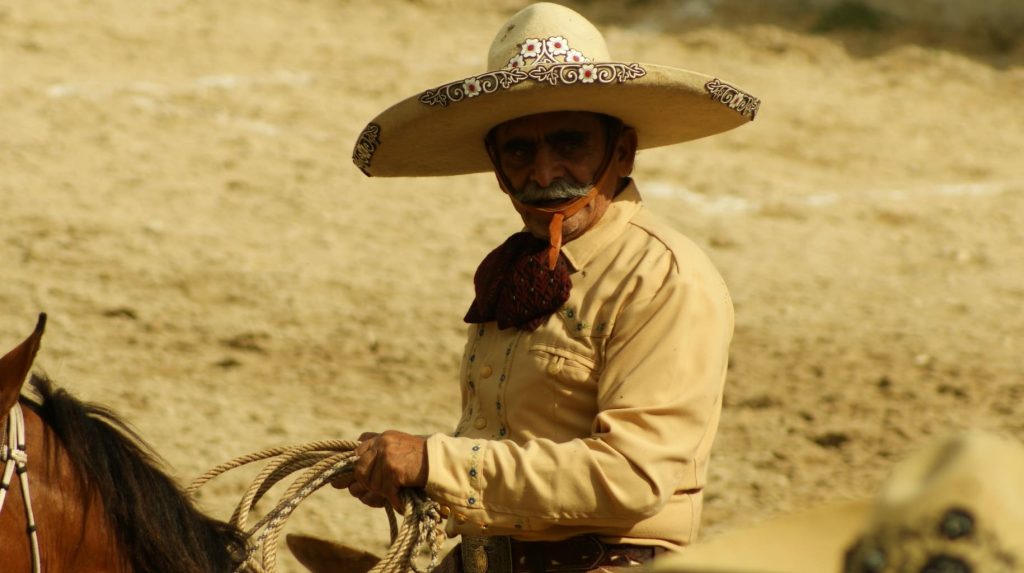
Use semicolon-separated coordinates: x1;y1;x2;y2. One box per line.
2;0;1022;570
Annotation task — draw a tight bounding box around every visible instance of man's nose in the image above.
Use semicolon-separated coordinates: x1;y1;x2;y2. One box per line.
530;145;565;188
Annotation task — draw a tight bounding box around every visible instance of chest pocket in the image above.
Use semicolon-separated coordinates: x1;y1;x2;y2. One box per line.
530;345;597;390
529;345;600;428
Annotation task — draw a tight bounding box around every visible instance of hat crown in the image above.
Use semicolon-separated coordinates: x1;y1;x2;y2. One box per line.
486;3;610;71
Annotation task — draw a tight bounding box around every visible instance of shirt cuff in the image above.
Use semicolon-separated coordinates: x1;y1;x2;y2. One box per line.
425;434;533;534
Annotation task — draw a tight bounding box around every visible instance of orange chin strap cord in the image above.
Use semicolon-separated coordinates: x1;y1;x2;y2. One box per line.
486;121;623;270
507;164;615;269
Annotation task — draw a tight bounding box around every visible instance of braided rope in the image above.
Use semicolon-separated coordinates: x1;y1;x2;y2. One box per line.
188;440;446;573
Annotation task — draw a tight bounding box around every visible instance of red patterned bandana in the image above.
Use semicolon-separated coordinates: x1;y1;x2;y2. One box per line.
464;232;572;331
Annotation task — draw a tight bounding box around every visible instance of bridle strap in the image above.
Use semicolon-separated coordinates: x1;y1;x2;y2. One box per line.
1;404;41;573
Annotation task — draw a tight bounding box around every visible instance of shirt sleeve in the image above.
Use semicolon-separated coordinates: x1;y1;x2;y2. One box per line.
425;251;734;535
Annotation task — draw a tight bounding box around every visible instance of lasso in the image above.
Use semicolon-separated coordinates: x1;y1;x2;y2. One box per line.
188;439;446;573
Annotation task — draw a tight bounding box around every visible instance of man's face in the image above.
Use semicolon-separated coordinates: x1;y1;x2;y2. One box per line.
490;111;636;241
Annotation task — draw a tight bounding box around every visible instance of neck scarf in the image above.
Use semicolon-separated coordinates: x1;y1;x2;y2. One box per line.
463;232;572;331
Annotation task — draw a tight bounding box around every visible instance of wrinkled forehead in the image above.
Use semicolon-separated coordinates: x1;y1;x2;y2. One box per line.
490;111;610;142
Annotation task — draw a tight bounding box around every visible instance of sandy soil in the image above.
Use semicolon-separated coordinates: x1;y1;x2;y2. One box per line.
2;0;1022;570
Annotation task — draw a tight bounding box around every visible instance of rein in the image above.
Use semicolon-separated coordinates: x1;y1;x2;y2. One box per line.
1;404;41;573
188;440;446;573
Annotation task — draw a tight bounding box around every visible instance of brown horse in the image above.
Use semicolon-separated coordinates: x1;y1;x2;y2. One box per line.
0;314;247;572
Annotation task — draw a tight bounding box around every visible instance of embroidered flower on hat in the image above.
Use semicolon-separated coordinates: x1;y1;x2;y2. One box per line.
579;64;597;83
565;49;586;63
546;36;569;56
424;33;645;107
463;77;483;97
520;38;543;59
509;36;587;68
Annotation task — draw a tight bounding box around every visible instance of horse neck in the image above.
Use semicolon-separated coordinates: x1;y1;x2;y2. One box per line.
1;402;130;573
23;377;247;573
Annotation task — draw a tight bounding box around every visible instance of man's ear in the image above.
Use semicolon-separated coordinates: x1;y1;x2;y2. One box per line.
616;126;639;177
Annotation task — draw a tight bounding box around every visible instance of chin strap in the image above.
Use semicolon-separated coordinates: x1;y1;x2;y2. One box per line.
486;123;623;270
505;169;609;270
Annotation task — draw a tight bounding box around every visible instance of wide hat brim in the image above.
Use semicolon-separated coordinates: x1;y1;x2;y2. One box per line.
352;62;760;178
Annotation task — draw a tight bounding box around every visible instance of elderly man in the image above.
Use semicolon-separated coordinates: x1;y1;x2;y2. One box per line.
345;3;759;571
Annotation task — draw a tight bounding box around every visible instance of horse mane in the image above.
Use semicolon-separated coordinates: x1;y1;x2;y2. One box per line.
25;373;248;573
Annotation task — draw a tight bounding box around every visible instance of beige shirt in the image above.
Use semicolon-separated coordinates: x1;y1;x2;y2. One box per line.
425;181;733;550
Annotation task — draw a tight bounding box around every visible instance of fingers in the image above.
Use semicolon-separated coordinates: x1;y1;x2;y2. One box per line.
330;471;355;490
352;435;393;504
348;481;387;508
346;430;429;511
351;438;399;509
353;437;378;489
385;486;405;513
354;436;375;458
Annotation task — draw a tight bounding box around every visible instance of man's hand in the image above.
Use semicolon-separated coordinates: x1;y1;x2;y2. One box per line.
335;430;428;510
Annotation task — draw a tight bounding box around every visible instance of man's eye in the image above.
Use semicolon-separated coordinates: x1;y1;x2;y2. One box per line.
503;143;534;163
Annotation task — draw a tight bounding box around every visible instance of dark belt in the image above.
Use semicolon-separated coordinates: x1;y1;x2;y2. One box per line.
459;535;663;573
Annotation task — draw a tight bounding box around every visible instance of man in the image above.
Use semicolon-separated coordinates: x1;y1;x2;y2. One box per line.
345;3;760;571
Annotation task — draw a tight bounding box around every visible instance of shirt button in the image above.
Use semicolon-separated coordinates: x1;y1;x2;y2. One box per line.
474;416;488;430
480;365;493;379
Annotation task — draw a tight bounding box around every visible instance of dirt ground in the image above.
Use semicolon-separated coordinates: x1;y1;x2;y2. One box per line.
2;0;1022;570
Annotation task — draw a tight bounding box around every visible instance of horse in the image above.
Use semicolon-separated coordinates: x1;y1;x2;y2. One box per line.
0;314;248;572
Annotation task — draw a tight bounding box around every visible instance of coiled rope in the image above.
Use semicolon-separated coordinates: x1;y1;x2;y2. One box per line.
187;439;446;573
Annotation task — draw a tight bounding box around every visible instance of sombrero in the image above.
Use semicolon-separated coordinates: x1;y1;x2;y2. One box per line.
352;2;760;177
653;431;1024;573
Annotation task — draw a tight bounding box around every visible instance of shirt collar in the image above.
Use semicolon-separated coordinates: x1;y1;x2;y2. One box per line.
561;179;642;271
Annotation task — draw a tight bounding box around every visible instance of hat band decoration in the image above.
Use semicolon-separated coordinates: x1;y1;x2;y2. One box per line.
419;35;648;108
704;79;761;119
352;122;382;176
419;68;528;108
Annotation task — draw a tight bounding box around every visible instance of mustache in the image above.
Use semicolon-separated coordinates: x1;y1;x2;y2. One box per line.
512;179;591;205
